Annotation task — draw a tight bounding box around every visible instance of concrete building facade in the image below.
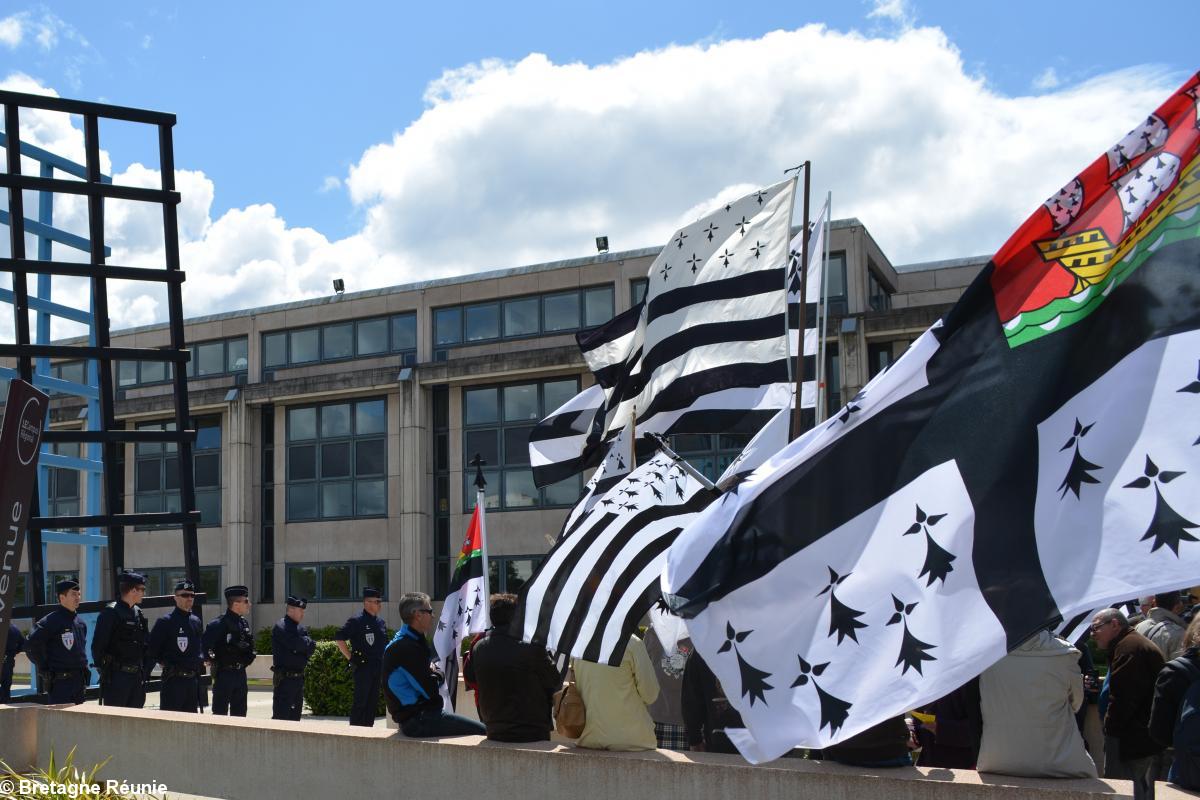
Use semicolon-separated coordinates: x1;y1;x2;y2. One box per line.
3;219;987;632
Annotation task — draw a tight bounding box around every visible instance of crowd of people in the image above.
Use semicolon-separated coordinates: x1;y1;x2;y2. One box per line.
6;577;1200;797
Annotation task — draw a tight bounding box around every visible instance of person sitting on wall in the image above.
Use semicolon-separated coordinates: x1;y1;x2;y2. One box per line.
383;591;486;738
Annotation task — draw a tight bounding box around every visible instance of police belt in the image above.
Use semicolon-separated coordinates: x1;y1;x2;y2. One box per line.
274;669;305;679
216;663;247;672
51;669;85;681
113;663;143;674
163;667;199;679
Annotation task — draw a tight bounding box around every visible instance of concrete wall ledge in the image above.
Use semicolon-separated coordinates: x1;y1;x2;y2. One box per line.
0;704;1181;800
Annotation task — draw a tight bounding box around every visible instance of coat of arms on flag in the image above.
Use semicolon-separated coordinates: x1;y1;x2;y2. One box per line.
663;72;1200;763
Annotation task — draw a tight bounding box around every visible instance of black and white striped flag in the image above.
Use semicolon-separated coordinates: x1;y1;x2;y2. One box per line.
529;383;605;488
515;449;716;665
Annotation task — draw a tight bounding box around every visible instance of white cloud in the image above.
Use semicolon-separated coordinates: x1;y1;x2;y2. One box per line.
866;0;913;27
0;26;1185;338
0;14;24;48
318;175;341;193
1033;67;1061;90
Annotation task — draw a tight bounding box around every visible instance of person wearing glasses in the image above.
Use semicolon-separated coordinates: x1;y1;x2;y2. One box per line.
91;570;150;708
148;579;207;713
1091;608;1165;799
203;585;257;716
336;586;389;727
383;592;485;737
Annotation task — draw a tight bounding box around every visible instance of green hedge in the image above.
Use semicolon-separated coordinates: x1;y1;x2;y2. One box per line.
303;641;387;717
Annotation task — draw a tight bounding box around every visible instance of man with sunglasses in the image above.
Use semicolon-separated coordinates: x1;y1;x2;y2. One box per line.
203;585;257;716
336;586;388;726
148;580;207;713
91;570;150;708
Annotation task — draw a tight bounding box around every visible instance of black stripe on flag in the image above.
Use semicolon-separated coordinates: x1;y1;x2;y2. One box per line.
646;269;786;323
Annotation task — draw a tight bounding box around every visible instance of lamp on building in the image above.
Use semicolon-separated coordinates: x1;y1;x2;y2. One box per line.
397;367;413;382
332;278;345;295
595;236;609;254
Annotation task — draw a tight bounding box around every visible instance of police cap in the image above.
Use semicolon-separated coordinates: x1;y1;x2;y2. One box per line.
361;586;382;599
55;579;80;595
286;595;308;609
224;585;250;600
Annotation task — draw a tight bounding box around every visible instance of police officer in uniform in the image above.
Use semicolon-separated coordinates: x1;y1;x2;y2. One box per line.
203;585;255;716
271;595;316;720
91;570;149;708
26;579;89;704
335;586;388;726
147;579;206;712
1;622;27;702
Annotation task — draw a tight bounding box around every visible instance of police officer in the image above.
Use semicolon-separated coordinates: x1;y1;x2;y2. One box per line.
26;579;89;704
91;570;149;708
335;586;388;726
147;579;206;713
203;585;255;716
271;595;316;721
1;622;26;702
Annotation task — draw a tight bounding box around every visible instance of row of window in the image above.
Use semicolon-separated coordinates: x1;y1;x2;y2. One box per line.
133;418;222;526
264;314;417;370
285;398;388;520
132;566;223;600
286;561;387;602
118;336;250;388
434;286;614;347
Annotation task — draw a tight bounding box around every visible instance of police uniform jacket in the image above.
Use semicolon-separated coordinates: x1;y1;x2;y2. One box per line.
272;616;316;672
337;610;387;666
148;607;205;672
92;599;148;670
27;608;88;673
4;623;25;661
203;610;256;670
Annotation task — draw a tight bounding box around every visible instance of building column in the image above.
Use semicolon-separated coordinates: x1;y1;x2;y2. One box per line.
393;376;428;595
224;396;254;589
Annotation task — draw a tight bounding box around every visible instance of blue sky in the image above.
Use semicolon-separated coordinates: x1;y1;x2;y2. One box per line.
0;1;1194;328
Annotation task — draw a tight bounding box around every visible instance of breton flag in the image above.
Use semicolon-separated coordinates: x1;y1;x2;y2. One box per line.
599;177;798;441
515;449;716;665
432;460;491;711
663;74;1200;763
529;384;606;488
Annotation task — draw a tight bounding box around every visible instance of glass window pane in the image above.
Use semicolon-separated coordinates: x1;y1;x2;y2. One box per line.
136;423;162;456
503;297;539;337
164;456;180;490
504;384;539;422
118;361;138;387
434;307;462;346
140;359;166;384
264;333;288;367
544;475;583;506
542;379;578;415
464;470;500;511
584;286;614;326
288;407;317;441
355;479;386;516
321;565;352;599
355;399;386;435
135;493;162;513
227;338;248;372
321;403;351;437
392;313;417;351
195;453;220;488
354;439;386;476
321;482;353;518
828;253;847;298
465;303;499;342
54;468;79;499
503;559;537;594
503;469;538;508
163;421;178;454
196;489;221;526
287;485;317;520
288;445;317;481
199;567;221;600
322;323;354;360
288;566;317;599
140;570;162;597
464;387;499;426
434;433;448;472
356;319;389;355
61;361;86;384
290;328;320;363
321;442;352;478
671;433;710;454
196;423;221;450
631;279;648;307
356;564;386;597
463;429;499;468
136;459;161;491
542;292;580;332
503;426;533;465
197;342;225;376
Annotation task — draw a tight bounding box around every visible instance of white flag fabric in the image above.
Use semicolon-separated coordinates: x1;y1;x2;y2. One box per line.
529;383;605;488
515;450;716;665
432;489;490;711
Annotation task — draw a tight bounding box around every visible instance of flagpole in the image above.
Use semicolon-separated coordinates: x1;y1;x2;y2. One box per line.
472;454;491;626
643;433;718;491
816;191;832;423
791;161;811;441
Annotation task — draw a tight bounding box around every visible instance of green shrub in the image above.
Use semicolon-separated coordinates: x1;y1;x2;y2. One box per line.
303;641;386;718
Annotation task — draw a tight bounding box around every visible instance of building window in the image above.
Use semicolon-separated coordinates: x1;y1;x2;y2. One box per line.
261;405;275;603
462;378;583;512
825;252;848;316
133;566;221;600
825;342;841;418
46;441;81;520
433;286;614;348
631;278;648;308
285;561;386;602
117;337;247;388
263;314;417;371
668;434;752;483
488;556;545;594
49;360;88;395
134;417;221;526
432;385;451;599
286;398;387;521
867;269;891;312
868;341;895;379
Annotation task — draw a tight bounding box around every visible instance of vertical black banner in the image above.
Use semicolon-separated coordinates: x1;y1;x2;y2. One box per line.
0;379;49;657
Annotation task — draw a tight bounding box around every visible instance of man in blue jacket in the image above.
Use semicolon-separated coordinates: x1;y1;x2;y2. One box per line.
271;595;316;720
383;591;484;737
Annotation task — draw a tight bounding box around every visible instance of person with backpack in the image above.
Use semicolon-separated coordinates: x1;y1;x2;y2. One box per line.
1150;617;1200;789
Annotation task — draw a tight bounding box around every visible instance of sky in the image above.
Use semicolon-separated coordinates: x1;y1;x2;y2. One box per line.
0;0;1195;334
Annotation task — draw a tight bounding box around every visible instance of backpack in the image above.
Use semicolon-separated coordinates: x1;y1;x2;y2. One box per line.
553;665;586;739
1169;659;1200;789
